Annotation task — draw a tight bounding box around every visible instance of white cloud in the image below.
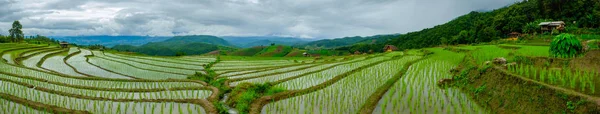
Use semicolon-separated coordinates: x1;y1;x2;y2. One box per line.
0;0;522;38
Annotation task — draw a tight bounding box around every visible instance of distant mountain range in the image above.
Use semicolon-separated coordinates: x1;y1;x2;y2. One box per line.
51;36;171;47
112;35;236;56
221;36;313;48
54;34;403;56
294;34;401;49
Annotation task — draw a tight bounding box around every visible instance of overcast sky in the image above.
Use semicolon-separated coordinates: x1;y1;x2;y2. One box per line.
0;0;521;39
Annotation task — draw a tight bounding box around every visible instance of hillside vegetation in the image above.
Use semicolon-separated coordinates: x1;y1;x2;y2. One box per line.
296;34;399;49
340;0;600;51
222;36;310;48
112;35;237;56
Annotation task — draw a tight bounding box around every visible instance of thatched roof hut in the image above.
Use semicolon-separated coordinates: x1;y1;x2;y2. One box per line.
59;41;69;48
383;45;398;52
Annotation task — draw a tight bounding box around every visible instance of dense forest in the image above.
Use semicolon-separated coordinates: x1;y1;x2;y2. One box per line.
343;0;600;51
112;35;238;56
297;34;400;51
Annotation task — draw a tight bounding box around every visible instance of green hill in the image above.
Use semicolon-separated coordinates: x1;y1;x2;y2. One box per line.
111;35;238;56
338;0;600;52
163;35;234;47
229;46;266;56
377;0;600;50
297;34;400;49
254;45;293;57
222;36;310;48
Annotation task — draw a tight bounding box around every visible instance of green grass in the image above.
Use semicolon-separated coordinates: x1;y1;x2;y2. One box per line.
471;45;511;65
508;64;599;95
515;45;550;57
454;45;480;51
580;34;600;40
254;45;292;57
220;55;310;61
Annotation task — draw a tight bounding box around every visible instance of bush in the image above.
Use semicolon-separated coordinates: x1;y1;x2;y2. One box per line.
550;33;583;58
589;40;599;49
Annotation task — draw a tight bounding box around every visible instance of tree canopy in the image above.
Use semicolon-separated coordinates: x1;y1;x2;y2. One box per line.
9;21;24;43
378;0;600;50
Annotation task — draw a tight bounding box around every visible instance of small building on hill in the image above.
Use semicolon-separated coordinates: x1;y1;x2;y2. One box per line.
59;41;69;48
354;51;361;55
539;21;565;32
506;32;521;41
383;45;399;52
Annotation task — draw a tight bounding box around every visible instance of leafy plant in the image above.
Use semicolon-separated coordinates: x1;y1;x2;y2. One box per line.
550;33;583;58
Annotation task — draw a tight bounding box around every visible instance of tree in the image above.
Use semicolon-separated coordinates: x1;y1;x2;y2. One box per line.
452;30;475;44
8;21;24;43
478;27;499;42
522;22;539;34
550;33;583;58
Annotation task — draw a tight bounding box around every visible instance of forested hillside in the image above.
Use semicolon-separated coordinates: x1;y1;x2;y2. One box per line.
353;0;600;50
222;36;309;48
297;34;400;49
111;35;237;56
52;36;170;47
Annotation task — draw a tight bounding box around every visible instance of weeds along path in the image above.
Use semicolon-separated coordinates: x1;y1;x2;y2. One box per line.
249;53;423;114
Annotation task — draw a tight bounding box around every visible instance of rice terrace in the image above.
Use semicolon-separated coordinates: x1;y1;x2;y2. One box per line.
1;0;600;114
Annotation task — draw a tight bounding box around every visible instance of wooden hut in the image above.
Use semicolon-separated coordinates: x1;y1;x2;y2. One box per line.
354;51;361;55
383;45;398;52
506;32;521;41
59;41;69;48
539;21;565;32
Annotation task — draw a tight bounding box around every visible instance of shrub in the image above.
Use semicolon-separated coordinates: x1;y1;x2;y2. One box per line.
550;33;583;58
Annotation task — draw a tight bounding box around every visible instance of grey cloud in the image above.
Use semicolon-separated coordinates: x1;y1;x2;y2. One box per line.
0;0;522;38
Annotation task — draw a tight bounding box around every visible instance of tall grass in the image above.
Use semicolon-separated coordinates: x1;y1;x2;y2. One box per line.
471;45;510;65
515;46;550;57
374;48;485;113
508;64;598;94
